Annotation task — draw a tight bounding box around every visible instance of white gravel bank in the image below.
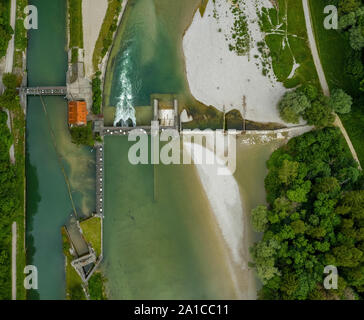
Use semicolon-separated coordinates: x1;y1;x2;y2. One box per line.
183;0;289;124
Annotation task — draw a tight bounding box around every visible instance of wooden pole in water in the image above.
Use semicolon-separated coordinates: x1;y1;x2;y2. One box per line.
243;96;247;132
153;163;158;202
223;105;226;132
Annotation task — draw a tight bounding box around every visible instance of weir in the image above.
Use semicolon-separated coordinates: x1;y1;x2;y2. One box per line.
95;145;104;217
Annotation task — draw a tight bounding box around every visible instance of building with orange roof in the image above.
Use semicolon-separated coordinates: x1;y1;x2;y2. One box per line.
68;101;88;126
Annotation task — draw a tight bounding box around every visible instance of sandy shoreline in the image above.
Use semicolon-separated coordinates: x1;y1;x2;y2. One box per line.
99;0;129;84
82;0;108;78
183;0;289;125
183;140;257;299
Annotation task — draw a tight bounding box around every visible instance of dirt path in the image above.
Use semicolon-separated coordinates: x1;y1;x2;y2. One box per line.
12;221;17;300
5;0;16;73
5;109;15;164
302;0;362;170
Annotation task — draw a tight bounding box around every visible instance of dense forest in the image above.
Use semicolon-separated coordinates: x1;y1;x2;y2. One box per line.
251;127;364;299
0;0;13;58
0;74;22;299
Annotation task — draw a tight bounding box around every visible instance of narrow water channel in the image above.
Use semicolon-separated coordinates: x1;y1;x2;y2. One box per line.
26;0;95;299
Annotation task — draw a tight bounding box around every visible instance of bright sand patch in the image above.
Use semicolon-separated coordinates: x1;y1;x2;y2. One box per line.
183;0;288;124
82;0;108;78
183;140;257;299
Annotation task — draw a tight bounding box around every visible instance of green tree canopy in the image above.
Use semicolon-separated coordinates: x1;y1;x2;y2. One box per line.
278;91;311;124
330;89;352;114
303;95;335;127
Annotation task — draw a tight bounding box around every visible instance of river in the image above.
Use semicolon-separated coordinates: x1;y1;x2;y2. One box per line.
26;0;95;299
101;0;285;300
102;134;283;299
103;0;206;126
25;0;282;300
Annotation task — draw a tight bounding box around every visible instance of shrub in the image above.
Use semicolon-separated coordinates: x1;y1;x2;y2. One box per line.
303;95;335;127
69;122;95;147
330;89;352;114
92;76;102;115
2;73;17;89
278;90;311;124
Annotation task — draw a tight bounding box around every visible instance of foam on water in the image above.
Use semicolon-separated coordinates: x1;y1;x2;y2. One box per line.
113;47;137;127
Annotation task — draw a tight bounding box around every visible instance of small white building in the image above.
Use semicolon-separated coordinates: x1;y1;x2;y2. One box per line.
159;109;175;127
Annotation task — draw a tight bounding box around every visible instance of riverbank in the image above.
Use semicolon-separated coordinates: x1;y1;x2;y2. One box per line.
95;0;128;82
0;78;26;300
184;141;254;299
82;0;108;78
0;0;27;300
182;127;312;299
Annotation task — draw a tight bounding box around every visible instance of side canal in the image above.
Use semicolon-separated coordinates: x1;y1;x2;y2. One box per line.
26;0;95;299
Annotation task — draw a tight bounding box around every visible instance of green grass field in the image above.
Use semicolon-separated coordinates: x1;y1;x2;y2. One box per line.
88;272;107;300
68;0;83;49
259;0;319;88
80;216;102;258
93;0;122;71
62;227;86;300
309;0;364;166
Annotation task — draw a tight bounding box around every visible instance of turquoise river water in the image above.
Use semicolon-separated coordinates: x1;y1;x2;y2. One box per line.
25;0;282;300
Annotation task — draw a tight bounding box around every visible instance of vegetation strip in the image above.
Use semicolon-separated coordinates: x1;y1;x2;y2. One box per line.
251;128;364;299
92;0;123;72
0;73;26;300
308;0;364;167
0;0;13;59
68;0;84;49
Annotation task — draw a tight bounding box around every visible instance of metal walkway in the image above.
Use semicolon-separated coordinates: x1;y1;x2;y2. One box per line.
19;86;67;96
95;145;104;216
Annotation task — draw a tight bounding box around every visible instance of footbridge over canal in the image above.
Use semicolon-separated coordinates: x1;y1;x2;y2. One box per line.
19;86;67;96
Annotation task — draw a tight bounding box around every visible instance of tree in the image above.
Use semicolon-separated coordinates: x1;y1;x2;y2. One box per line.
303;95;334;127
330;89;352;114
250;127;364;299
278;91;311;124
345;51;364;79
339;0;361;15
278;159;299;185
314;177;340;195
0;3;13;59
69;122;95;147
359;78;364;92
290;220;306;235
2;73;17;89
339;12;357;29
280;273;299;299
349;25;364;50
0;88;19;111
250;239;281;284
69;285;85;300
252;206;269;232
92;75;102;114
297;83;318;102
